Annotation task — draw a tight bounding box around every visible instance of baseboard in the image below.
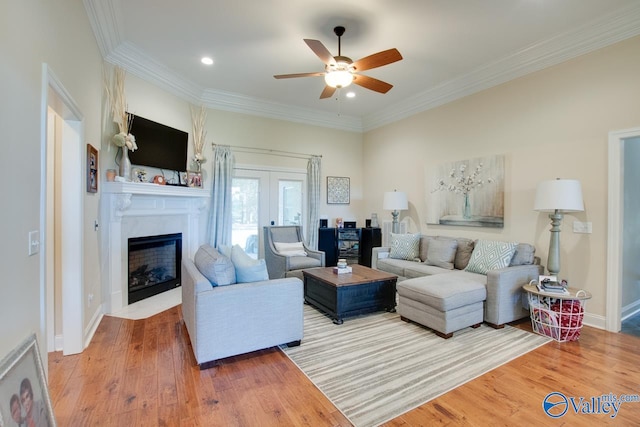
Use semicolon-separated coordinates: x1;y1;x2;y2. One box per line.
54;334;63;352
84;305;104;349
621;299;640;321
583;312;606;330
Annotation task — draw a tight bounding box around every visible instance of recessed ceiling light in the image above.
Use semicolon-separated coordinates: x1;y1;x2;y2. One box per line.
201;57;214;65
346;92;356;98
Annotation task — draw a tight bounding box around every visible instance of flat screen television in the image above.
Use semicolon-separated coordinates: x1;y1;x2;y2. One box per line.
127;114;189;172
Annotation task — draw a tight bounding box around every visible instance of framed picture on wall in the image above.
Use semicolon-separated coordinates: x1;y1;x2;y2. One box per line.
86;144;98;193
327;176;350;204
0;334;56;426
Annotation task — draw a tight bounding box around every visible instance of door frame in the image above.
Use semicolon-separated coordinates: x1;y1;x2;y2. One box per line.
42;64;84;354
607;126;640;332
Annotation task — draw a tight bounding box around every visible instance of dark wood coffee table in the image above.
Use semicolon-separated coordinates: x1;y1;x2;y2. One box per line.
302;264;397;324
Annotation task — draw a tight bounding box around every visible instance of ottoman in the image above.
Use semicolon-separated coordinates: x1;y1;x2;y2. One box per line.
397;273;487;338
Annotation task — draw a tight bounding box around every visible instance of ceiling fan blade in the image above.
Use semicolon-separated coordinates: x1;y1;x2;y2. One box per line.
304;39;336;65
352;48;402;72
353;74;394;94
274;72;325;79
320;86;336;99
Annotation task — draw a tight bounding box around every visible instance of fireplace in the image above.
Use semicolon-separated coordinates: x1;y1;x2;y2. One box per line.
128;233;182;304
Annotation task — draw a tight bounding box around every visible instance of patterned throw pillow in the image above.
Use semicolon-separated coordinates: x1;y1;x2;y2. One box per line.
389;233;421;261
465;240;517;275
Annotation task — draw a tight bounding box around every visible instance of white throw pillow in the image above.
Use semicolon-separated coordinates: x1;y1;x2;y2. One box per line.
465;240;517;275
274;241;308;257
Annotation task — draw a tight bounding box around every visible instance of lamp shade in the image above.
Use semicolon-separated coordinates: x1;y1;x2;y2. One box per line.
383;191;408;211
534;179;584;212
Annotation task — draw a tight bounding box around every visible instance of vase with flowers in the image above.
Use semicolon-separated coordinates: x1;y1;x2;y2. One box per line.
191;105;208;174
105;66;137;180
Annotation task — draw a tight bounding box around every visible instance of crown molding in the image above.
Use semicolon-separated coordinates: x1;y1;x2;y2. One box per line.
82;0;124;57
86;1;640;134
361;3;640;132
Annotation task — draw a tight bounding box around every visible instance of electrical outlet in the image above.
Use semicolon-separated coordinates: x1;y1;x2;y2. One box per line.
28;230;40;256
88;293;94;306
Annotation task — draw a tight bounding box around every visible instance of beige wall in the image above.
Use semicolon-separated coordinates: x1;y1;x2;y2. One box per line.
1;0;103;361
363;35;640;321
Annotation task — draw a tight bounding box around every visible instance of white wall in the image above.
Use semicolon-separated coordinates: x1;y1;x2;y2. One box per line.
0;0;103;361
363;35;640;322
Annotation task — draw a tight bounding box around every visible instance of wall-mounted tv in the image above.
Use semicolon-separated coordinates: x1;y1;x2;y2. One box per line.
127;114;189;172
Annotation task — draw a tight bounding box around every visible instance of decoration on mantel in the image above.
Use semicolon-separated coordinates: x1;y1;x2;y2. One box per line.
105;66;137;180
190;105;207;173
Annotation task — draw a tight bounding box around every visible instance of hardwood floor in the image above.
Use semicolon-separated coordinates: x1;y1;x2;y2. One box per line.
49;306;640;426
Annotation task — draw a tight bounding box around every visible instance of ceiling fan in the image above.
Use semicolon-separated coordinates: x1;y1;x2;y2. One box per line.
274;26;403;99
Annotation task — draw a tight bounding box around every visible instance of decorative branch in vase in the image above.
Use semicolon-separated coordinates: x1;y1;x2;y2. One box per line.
190;105;207;173
104;66;137;180
432;162;493;219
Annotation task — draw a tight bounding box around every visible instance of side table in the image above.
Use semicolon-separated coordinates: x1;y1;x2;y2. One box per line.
522;283;592;342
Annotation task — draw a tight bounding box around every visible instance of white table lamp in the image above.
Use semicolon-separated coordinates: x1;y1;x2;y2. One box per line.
383;190;408;234
534;178;584;277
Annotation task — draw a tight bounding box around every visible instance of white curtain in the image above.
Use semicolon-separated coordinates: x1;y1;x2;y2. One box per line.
306;155;321;249
208;145;234;248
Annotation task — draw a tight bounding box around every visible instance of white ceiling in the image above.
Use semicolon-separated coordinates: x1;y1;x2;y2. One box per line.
85;0;640;132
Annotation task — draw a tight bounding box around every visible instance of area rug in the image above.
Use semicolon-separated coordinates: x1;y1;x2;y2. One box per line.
281;305;551;427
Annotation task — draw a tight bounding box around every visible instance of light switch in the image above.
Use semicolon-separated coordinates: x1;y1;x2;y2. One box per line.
28;230;40;256
573;221;592;234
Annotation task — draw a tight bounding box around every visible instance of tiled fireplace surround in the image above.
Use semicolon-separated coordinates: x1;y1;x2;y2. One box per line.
101;182;209;313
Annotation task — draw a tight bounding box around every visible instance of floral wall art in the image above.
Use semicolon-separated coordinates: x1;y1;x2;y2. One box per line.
426;155;504;228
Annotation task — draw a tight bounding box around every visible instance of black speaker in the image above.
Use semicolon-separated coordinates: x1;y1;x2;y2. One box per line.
365;219;371;228
318;227;338;266
319;219;328;228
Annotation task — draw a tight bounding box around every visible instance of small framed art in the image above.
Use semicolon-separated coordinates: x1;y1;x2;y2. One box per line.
327;176;350;204
187;171;202;188
86;144;98;193
0;334;56;426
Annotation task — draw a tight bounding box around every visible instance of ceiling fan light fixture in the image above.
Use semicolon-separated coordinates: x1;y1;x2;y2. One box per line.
325;70;354;88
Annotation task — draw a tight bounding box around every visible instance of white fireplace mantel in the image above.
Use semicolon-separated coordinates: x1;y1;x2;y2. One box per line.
100;182;210;313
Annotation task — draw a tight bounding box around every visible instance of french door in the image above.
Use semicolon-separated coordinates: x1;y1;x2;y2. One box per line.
231;166;306;259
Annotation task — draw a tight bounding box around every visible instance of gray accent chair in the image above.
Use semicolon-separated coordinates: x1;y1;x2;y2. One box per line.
181;257;304;368
263;226;325;279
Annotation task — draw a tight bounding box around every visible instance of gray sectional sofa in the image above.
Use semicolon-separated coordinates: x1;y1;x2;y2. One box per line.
372;235;542;334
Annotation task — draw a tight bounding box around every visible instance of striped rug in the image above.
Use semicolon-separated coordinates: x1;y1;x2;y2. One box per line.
281;305;551;427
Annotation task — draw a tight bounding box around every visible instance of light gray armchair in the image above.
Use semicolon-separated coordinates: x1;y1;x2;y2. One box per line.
263;226;325;279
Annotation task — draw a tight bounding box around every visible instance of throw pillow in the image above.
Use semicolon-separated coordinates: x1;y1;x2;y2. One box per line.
465;240;518;275
231;244;270;283
453;237;475;270
425;238;458;270
273;241;308;257
193;244;236;286
218;244;232;258
509;243;536;266
389;233;421;261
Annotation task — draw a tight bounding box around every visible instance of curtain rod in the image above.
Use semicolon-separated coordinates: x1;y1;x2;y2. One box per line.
212;143;321;160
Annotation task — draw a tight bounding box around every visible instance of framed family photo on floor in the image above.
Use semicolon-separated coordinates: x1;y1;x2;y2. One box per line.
0;334;56;426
